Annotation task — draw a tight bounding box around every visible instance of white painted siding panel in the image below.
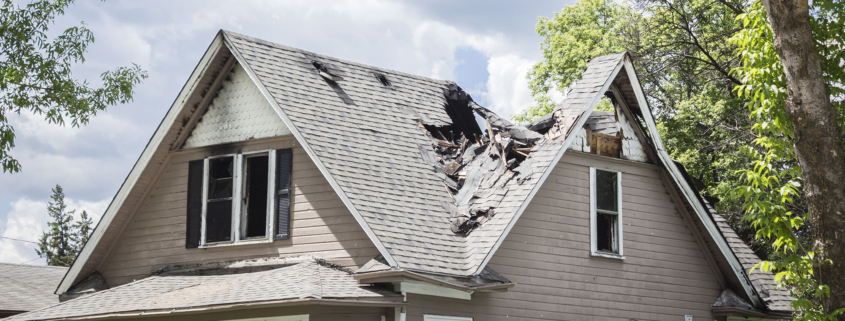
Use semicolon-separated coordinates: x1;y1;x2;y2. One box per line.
184;64;291;148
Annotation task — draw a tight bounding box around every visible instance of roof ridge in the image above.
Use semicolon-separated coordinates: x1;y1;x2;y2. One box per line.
221;30;453;85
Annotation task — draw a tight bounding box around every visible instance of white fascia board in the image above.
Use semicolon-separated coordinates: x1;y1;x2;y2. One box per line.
394;281;472;300
473;58;626;275
56;33;227;294
621;57;763;307
221;33;398;268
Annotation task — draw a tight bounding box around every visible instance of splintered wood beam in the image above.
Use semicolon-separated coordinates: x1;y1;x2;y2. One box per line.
171;55;238;151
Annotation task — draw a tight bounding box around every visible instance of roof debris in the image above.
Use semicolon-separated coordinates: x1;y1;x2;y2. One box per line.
415;84;544;235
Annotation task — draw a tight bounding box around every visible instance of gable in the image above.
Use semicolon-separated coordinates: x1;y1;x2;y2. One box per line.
183;64;291;149
482;151;722;319
98;137;378;287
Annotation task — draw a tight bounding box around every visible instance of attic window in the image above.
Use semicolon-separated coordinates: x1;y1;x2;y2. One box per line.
373;72;393;88
590;167;624;259
184;149;294;248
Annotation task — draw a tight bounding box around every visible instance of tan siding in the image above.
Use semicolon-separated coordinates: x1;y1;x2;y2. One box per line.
406;152;720;321
100;138;377;286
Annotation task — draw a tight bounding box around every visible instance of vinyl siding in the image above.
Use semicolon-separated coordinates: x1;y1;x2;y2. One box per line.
405;152;721;321
99;137;378;286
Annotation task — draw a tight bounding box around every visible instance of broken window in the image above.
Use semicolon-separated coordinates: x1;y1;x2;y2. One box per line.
591;167;623;257
186;149;293;247
242;153;269;239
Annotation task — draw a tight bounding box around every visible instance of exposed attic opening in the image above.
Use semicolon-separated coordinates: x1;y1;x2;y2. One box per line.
416;83;544;236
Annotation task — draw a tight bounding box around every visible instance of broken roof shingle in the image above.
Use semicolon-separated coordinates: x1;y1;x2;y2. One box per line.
705;200;793;312
7;257;401;321
224;31;628;276
0;263;66;312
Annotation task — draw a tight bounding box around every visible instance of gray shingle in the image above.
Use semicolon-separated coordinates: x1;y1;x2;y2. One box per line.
7;258;400;321
224;31;627;276
0;263;66;312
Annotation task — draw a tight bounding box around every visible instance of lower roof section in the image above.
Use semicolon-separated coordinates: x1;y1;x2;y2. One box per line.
7;257;403;321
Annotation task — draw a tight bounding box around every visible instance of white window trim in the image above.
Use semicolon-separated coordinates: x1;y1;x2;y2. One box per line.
424;315;473;321
200;149;276;248
590;167;625;259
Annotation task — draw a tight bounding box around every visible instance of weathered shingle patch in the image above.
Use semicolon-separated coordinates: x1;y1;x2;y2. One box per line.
0;263;66;312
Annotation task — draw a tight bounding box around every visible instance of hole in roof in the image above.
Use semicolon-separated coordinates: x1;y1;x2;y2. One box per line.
311;61;324;71
373;72;393;88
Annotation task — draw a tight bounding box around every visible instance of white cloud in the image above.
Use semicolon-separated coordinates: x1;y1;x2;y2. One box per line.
0;197;108;265
1;0;560;264
483;54;537;118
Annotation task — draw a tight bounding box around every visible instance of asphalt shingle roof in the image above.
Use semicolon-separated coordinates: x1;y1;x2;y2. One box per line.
7;258;400;321
705;200;793;312
0;263;66;312
224;30;627;276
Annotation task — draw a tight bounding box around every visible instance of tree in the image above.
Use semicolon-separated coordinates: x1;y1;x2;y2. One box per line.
731;0;845;317
1;0;147;173
37;184;76;266
759;1;845;314
519;0;778;258
72;210;93;254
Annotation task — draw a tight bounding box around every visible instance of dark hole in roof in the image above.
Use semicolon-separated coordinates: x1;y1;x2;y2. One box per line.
373;72;393;88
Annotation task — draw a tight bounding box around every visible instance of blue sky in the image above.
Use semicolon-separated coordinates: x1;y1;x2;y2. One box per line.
0;0;573;264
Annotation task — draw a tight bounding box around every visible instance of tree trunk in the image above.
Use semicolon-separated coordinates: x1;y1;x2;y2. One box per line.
760;0;845;315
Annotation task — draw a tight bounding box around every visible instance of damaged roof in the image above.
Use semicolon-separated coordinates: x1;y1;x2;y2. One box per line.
221;31;627;276
0;263;66;313
59;29;790;314
8;257;401;321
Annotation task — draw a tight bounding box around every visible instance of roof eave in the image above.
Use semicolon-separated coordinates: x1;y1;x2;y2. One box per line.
27;298;407;321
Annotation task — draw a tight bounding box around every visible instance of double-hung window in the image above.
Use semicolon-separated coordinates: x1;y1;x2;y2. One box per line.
590;167;623;258
185;149;293;248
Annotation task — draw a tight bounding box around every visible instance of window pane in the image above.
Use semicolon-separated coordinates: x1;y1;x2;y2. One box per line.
244;155;269;238
208;157;233;200
206;200;232;242
596;213;618;253
596;170;617;212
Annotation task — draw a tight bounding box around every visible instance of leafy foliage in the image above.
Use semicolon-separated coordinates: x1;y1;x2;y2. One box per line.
731;1;845;318
520;0;772;256
0;0;147;173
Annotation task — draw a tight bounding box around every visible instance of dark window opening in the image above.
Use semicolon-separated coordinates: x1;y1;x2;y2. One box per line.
595;169;619;254
596;213;618;253
596;170;618;212
206;157;234;242
243;155;269;238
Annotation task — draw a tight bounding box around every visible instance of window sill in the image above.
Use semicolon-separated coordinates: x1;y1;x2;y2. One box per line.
199;238;273;249
591;251;626;260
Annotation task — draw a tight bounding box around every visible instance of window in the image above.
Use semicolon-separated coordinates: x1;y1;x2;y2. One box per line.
590;167;623;258
185;149;293;248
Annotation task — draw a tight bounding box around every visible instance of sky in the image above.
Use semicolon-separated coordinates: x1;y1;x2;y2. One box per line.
0;0;574;265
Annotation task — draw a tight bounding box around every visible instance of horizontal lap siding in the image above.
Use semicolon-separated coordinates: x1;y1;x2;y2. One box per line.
406;153;720;321
101;143;377;286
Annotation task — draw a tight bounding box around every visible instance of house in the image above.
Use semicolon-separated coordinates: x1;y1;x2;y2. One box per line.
0;263;67;318
7;30;792;321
